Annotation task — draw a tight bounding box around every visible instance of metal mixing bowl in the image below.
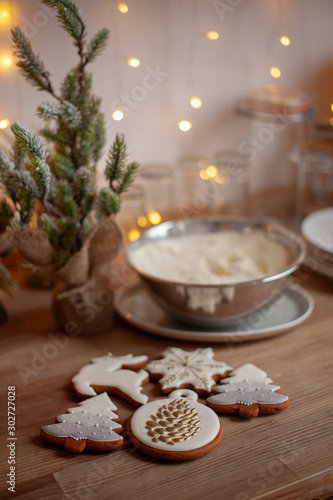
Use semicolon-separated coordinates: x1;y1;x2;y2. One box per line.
126;217;306;327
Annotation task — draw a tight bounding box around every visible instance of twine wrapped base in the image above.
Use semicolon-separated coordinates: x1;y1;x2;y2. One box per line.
52;273;116;335
9;216;123;335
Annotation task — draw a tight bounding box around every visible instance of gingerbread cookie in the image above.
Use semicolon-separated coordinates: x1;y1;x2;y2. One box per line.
146;347;232;396
71;353;149;406
40;394;123;453
207;363;289;418
67;392;120;421
126;389;223;460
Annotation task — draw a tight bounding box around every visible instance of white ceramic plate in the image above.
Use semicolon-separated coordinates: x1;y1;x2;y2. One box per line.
115;282;314;343
301;207;333;254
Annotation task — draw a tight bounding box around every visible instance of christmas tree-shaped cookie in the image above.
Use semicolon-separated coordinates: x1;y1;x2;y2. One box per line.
206;363;289;418
40;394;123;453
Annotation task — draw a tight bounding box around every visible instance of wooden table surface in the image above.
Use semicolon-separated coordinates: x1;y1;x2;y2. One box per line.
1;241;333;500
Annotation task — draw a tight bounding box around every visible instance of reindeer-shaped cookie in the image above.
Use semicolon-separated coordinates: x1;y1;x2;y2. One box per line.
71;353;149;406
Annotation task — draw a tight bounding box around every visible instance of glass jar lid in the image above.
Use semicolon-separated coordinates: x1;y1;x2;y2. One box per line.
237;86;316;123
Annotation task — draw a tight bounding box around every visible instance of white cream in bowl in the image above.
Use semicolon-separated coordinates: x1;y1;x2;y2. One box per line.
130;230;292;285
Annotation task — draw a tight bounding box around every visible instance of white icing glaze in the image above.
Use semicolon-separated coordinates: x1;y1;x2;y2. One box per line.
168;389;198;401
146;347;232;393
71;353;149;405
207;389;288;406
130;397;220;452
57;412;122;431
67;393;118;419
42;422;123;442
214;382;280;393
220;363;273;385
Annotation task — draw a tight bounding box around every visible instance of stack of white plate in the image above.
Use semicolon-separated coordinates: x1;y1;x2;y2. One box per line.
301;207;333;280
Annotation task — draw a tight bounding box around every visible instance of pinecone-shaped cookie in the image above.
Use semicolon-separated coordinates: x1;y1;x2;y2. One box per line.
145;399;200;444
127;389;223;460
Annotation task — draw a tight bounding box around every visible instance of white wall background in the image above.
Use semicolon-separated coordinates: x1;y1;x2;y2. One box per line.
0;0;333;196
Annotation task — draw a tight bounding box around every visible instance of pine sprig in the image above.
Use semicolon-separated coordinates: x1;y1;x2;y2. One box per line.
85;28;110;65
37;102;60;121
40;0;84;43
118;162;140;194
11;27;58;98
105;133;128;184
11;123;48;161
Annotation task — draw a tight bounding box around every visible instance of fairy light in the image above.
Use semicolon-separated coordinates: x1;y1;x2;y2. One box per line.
190;96;202;109
112;110;124;121
0;118;9;129
148;211;161;225
137;215;147;228
199;169;209;180
206;165;218;178
127;58;140;68
279;35;290;46
128;229;140;242
206;31;219;40
330;103;333;113
0;7;11;20
270;66;281;78
0;54;13;68
118;3;128;13
179;120;191;132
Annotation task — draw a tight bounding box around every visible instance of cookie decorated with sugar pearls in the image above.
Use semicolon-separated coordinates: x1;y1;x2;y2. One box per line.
126;389;223;460
40;394;123;453
146;347;232;396
206;363;289;418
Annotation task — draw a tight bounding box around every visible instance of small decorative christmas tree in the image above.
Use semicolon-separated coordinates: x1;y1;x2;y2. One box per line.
0;0;139;332
0;0;138;268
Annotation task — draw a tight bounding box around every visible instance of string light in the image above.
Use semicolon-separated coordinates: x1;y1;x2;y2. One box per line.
148;211;161;225
279;35;290;46
330;103;333;113
270;66;281;78
206;31;219;40
0;118;10;129
206;165;218;178
179;120;191;132
0;6;11;20
190;96;202;109
112;110;124;121
128;229;140;242
118;3;128;14
137;215;147;228
199;169;209;180
0;53;13;68
127;57;140;68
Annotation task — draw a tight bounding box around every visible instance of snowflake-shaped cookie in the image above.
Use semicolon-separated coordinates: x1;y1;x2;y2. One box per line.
146;347;233;395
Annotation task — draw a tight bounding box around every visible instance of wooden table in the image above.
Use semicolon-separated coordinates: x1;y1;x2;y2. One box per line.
1;243;333;500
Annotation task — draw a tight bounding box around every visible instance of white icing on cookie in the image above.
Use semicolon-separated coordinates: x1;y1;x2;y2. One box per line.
207;389;288;406
42;422;123;442
71;353;149;405
130;397;220;452
57;412;122;431
67;393;118;419
214;382;280;393
168;389;198;401
219;363;272;385
146;347;232;393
